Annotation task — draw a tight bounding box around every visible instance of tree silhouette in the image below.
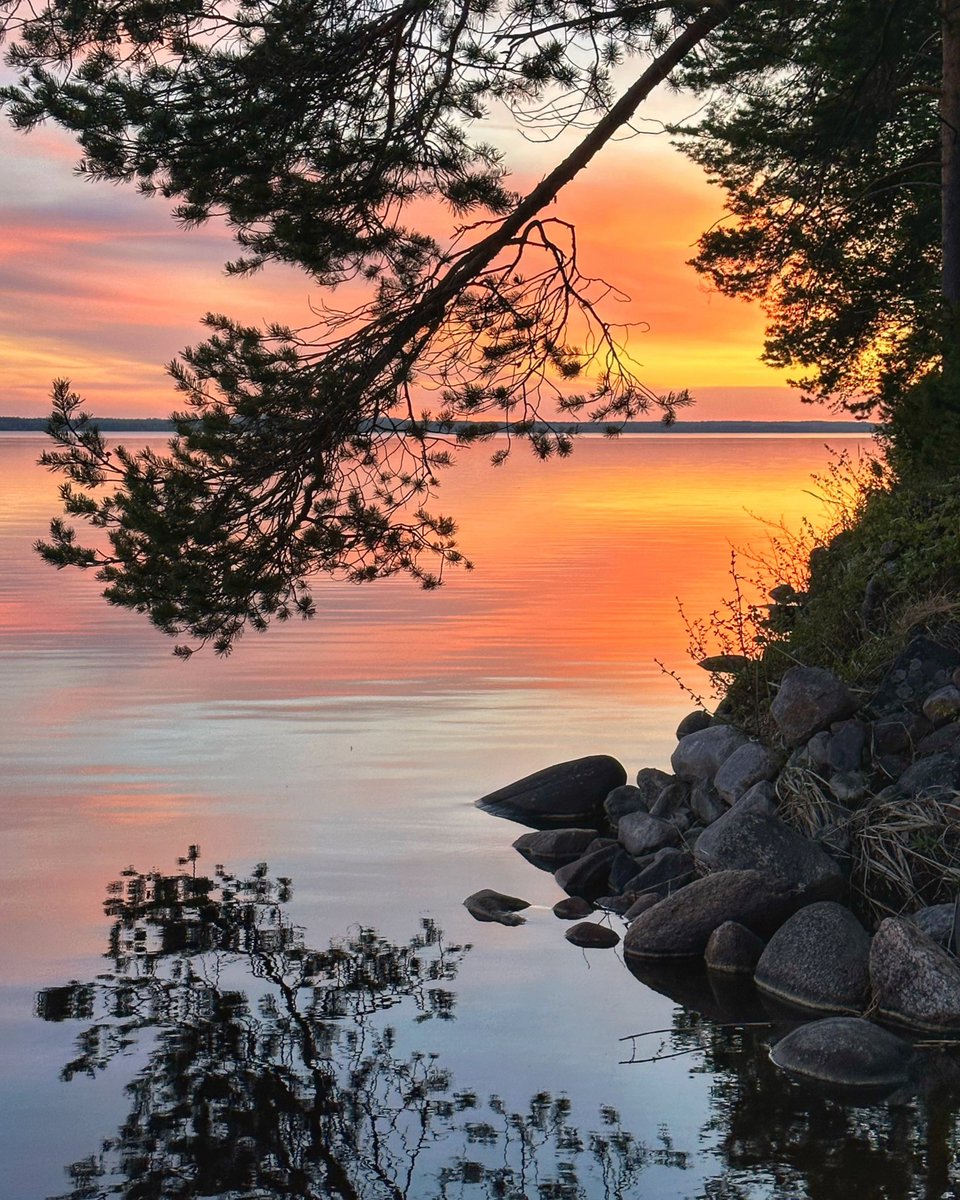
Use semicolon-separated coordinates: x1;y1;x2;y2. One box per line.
37;851;688;1199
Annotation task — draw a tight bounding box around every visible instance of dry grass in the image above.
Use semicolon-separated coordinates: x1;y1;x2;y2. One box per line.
777;768;960;924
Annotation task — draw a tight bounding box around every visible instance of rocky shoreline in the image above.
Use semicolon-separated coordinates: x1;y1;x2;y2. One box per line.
468;632;960;1093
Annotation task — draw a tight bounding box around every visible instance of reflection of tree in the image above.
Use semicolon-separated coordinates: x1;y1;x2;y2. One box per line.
628;964;960;1200
38;851;688;1199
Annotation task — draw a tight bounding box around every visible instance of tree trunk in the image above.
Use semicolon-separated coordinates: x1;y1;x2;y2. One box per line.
942;0;960;356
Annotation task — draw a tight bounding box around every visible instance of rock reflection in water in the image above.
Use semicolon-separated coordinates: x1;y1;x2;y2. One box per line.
36;850;687;1199
628;959;960;1199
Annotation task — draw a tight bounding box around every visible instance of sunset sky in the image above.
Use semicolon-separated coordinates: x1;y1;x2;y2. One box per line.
0;85;832;421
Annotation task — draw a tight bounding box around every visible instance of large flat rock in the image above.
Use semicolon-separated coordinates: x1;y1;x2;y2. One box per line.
622;869;798;960
476;755;626;827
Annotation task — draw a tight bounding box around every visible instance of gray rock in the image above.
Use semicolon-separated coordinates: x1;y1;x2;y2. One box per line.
565;922;621;949
603;785;648;825
513;828;599;867
476;755;627;826
621;848;694;898
676;710;713;740
870;917;960;1032
827;720;867;772
622;870;798;960
623;893;659;920
617;811;681;858
873;712;928;756
634;767;675;806
827;770;867;805
770;666;856;747
463;890;530;926
682;825;705;851
609;849;649;893
916;722;960;757
898;752;960;797
906;902;959;948
735;780;778;815
553;896;594;920
705;921;765;975
805;730;832;773
874;635;960;713
755;902;870;1014
671;724;748;783
694;809;843;902
770;1017;915;1090
923;685;960;726
649;781;691;820
714;742;782;806
554;841;620;899
690;779;725;825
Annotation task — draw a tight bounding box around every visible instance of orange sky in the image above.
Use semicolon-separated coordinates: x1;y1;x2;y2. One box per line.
0;110;824;421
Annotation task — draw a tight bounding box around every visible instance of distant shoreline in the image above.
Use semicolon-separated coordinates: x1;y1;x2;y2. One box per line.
0;416;873;435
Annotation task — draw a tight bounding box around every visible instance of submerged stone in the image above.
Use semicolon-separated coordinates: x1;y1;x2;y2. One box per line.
770;1017;914;1090
463;890;530;926
564;922;620;949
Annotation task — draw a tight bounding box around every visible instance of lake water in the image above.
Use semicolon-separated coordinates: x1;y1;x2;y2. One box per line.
3;430;958;1199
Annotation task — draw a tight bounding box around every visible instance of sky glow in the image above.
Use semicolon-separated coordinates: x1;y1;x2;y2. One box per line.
0;89;831;421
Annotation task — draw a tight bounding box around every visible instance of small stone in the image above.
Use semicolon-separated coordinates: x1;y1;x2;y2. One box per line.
734;780;778;815
827;720;867;772
676;710;713;740
463;890;530;926
553;896;594;920
604;785;648;825
634;767;675;807
922;685;960;726
671;724;748;783
770;666;856;747
593;894;635;915
714;741;782;806
698;653;751;674
617;811;681;858
873;712;927;756
554;842;620;899
690;779;725;825
916;723;960;756
898;752;960;797
623;893;659;920
608;849;648;893
564;922;620;949
906;902;959;948
621;848;694;898
827;770;867;805
513;828;599;867
770;1017;914;1090
705;921;765;975
805;730;832;773
755;902;870;1015
649;781;691;820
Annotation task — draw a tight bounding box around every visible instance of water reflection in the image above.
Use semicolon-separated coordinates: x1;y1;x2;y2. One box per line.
37;852;687;1199
628;963;960;1200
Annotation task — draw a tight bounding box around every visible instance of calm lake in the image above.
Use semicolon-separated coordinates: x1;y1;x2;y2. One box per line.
3;430;957;1199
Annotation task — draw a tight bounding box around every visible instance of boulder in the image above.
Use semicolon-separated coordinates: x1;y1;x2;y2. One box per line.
690;779;725;826
676;710;713;740
671;724;748;783
705;921;765;975
755;902;870;1014
554;841;620;899
622;870;798;960
827;720;867;772
603;785;648;825
873;711;929;756
620;848;695;898
923;685;960;726
476;755;627;826
565;922;621;949
513;827;599;867
897;752;960;797
553;896;594;920
770;1017;915;1090
734;780;778;816
770;666;855;747
608;849;648;893
649;781;691;821
906;902;959;948
694;809;843;902
617;811;680;858
463;890;530;926
623;893;660;920
870;917;960;1032
713;742;782;806
635;767;675;807
916;722;960;757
